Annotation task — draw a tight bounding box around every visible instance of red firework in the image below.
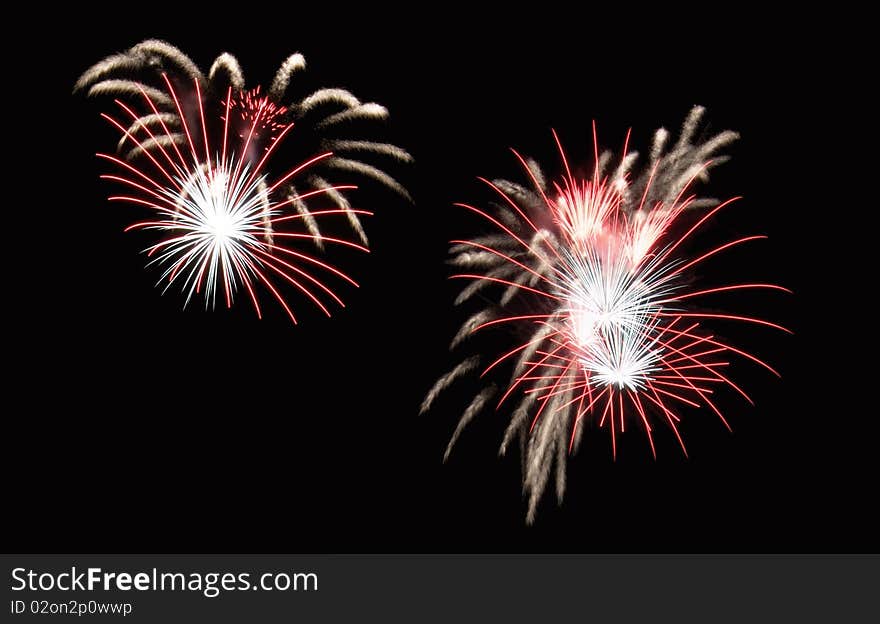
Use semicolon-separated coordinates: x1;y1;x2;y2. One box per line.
426;109;790;524
97;76;369;324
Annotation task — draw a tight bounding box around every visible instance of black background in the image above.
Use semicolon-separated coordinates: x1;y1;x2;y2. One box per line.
7;5;873;551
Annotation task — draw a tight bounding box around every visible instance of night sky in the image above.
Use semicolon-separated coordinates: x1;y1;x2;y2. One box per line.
8;6;872;552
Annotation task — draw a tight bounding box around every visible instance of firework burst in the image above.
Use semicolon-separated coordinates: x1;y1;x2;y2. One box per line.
99;78;368;323
423;107;789;523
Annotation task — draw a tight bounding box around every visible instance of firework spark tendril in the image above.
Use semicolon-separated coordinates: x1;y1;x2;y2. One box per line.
423;107;789;523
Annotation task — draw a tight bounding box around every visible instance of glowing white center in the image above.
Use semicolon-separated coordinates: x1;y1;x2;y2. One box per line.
154;161;271;308
206;208;235;241
574;309;596;342
203;173;237;241
599;362;646;391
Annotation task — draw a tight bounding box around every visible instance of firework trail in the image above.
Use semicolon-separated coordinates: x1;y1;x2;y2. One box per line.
76;40;411;250
96;78;369;323
423;107;789;523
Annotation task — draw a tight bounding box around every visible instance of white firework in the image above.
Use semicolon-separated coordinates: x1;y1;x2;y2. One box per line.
575;316;664;392
145;161;270;307
100;77;369;323
425;109;787;523
556;246;679;340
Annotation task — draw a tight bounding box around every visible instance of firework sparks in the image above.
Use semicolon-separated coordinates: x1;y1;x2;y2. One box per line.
75;40;411;250
424;108;789;523
230;86;288;144
99;78;369;323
